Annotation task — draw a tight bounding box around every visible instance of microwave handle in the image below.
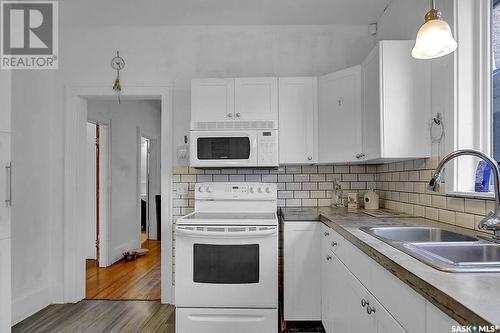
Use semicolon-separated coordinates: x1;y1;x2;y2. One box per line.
176;227;277;238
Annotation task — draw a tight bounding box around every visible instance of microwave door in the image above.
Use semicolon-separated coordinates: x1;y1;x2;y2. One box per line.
191;132;258;167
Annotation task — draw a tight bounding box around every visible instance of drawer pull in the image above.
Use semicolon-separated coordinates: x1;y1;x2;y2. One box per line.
331;241;338;247
366;305;376;315
324;231;330;237
326;255;332;261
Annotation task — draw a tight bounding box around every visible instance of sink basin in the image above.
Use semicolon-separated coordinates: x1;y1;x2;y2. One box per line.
405;242;500;271
360;226;478;243
359;226;500;272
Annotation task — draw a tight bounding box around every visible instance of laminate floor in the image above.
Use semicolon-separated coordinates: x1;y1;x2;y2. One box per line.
86;240;161;300
12;300;175;333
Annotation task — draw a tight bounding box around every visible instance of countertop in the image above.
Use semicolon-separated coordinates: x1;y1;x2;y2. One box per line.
280;206;500;327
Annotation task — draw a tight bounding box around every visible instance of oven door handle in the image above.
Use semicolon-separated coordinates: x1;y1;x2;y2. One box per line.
176;227;277;238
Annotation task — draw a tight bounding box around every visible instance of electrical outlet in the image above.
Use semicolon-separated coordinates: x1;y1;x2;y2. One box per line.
175;183;188;195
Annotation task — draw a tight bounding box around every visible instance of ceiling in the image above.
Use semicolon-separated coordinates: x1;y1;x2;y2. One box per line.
61;0;391;26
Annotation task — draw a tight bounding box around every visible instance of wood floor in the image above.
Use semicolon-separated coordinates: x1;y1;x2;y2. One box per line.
86;239;161;300
12;300;174;333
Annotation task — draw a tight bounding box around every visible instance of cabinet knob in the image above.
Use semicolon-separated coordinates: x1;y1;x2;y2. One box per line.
366;305;376;315
331;241;338;247
324;231;330;237
338;98;343;107
361;299;369;308
227;113;233;118
326;255;332;261
235;112;241;118
307;156;312;161
355;153;365;159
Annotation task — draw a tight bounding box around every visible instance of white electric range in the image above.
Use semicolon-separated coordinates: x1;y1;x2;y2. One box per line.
175;182;278;333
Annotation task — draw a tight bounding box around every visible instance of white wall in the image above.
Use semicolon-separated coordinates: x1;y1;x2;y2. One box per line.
85;123;97;260
87;99;161;263
377;0;455;157
10;24;375;321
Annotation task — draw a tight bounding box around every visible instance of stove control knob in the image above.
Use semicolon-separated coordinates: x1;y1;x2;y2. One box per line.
249;187;256;193
265;187;271;194
257;187;263;193
198;186;205;193
206;186;213;193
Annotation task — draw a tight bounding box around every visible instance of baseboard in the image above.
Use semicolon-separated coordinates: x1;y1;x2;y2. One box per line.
12;287;51;325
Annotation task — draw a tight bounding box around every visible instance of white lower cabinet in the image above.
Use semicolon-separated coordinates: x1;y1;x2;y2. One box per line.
284;222;321;320
321;225;458;333
322;246;404;333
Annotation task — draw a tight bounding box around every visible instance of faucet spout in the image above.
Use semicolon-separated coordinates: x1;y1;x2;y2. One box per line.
429;149;500;238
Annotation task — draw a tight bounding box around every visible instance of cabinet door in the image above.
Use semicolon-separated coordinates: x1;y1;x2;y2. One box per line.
0;70;11;133
0;132;11;240
279;77;317;164
426;302;459;332
235;78;278;121
284;222;321;320
362;44;382;161
319;66;362;163
321;248;335;332
0;238;11;332
191;78;235;123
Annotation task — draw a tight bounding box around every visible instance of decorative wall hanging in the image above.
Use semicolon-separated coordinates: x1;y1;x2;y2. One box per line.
111;51;125;104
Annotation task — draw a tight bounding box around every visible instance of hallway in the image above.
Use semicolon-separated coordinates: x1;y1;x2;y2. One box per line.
86;240;161;300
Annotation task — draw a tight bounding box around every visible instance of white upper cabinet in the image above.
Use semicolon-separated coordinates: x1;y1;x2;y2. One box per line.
279;77;318;164
191;78;235;123
319;66;362;164
235;77;278;121
362;40;431;162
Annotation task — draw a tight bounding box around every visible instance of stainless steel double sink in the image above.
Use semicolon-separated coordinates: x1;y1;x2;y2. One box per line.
360;226;500;272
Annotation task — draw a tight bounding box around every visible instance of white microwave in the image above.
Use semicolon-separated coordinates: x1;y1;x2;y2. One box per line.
190;130;278;168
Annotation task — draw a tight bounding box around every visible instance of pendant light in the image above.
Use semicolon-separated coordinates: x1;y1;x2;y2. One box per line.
412;0;457;59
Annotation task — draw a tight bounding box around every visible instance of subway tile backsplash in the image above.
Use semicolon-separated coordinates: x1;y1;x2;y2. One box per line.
172;157;495;233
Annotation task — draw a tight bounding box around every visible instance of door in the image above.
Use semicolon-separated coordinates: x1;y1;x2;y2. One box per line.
235;78;278;121
362;44;382;161
191;78;235;123
175;225;278;308
283;221;321;320
279;77;318;164
319;66;363;163
0;239;11;332
0;133;11;240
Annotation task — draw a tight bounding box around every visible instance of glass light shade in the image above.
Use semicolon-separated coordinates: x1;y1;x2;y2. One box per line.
412;18;457;59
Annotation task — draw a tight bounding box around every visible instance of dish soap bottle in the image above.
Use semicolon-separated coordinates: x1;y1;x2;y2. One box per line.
475;160;492;192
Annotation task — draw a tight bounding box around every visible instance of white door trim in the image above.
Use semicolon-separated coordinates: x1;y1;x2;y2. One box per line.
64;84;174;304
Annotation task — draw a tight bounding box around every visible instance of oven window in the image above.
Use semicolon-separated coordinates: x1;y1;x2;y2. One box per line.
193;244;259;284
197;137;250;160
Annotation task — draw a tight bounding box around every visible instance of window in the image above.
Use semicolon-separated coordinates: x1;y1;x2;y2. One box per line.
493;0;500;161
449;0;494;197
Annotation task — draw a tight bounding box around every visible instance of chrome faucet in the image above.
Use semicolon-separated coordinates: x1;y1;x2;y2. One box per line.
428;149;500;239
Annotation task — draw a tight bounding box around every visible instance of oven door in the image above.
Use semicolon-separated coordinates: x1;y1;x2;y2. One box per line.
189;131;258;167
175;225;278;308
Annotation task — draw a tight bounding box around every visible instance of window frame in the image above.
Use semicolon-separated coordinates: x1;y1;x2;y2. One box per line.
446;0;494;198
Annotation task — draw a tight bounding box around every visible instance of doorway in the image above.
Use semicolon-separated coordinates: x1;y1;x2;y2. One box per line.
64;85;173;305
83;98;163;301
